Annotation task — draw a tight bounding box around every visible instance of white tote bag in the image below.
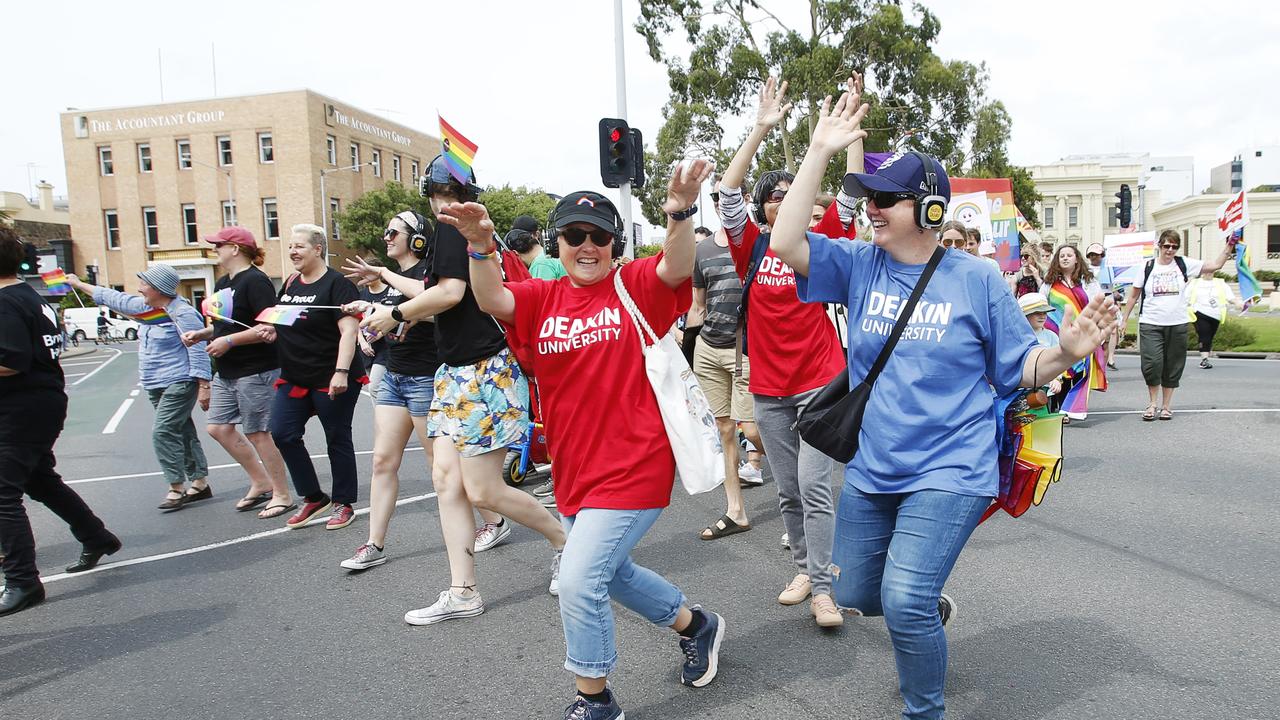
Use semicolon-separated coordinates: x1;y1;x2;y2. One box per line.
614;270;725;495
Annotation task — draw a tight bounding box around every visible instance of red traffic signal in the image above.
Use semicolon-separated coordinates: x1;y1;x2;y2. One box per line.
599;118;639;188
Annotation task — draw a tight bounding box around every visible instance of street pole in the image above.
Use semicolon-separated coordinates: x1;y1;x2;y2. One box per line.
320;162;374;267
613;0;633;256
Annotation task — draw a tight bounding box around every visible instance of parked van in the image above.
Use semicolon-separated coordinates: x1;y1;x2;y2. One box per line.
63;307;140;343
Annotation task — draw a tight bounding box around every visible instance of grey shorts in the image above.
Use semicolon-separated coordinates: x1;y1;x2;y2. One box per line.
208;369;280;433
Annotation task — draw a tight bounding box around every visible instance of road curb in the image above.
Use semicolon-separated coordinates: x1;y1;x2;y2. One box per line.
1114;348;1278;360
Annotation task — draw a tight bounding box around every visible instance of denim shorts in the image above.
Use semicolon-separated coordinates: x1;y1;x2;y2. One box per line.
376;370;436;417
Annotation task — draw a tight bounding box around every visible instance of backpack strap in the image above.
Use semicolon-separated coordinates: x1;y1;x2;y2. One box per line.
1138;259;1155;316
1175;255;1188;282
735;232;771;358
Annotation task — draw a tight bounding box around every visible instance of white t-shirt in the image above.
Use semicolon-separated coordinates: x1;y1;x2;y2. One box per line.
1139;257;1205;326
1188;278;1235;321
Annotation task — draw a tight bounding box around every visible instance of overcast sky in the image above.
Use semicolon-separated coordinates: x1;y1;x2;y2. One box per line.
3;0;1277;231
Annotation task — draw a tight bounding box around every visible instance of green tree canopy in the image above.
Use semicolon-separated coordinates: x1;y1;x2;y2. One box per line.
479;185;560;238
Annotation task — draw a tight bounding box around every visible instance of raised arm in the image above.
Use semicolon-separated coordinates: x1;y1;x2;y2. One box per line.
721;76;792;195
771;91;868;276
1200;242;1233;275
656;159;715;289
836;73;866;228
435;202;516;323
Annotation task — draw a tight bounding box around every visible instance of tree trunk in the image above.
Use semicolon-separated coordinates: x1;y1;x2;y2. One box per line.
782;126;796;174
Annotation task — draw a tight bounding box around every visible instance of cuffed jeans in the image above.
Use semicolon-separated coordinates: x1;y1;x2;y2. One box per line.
558;508;686;677
269;382;358;505
1;440;111;588
146;381;209;486
753;388;836;595
832;485;991;720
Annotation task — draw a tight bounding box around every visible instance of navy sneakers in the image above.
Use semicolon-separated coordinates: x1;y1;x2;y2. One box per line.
678;606;725;688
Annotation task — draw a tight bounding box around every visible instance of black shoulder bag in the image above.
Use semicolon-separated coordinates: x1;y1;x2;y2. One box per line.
795;246;945;464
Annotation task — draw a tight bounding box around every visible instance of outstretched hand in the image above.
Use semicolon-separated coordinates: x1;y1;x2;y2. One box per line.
436;202;495;248
342;257;383;288
755;76;793;130
1058;294;1119;359
809;90;870;158
663;158;716;214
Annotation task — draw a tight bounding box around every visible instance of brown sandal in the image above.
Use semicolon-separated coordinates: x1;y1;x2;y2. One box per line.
700;515;751;540
1158;407;1173;420
1141;405;1156;422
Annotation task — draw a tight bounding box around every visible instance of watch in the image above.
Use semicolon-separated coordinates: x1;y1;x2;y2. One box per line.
391;306;405;323
668;205;698;222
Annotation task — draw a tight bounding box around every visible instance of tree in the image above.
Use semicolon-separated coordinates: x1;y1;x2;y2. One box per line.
965;100;1042;228
478;185;560;238
634;1;1030;226
334;181;433;261
59;290;94;311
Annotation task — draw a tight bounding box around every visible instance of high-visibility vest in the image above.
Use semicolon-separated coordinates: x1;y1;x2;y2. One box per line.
1186;278;1230;322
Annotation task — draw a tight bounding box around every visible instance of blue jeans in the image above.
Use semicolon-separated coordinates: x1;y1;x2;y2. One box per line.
832;485;991;720
558;508;686;677
269;382;359;505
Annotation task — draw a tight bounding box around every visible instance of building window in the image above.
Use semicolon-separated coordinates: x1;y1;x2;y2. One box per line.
262;198;279;239
137;143;153;173
182;204;198;245
1068;206;1078;228
1108;206;1118;227
222;200;237;227
393;155;401;182
350;143;360;171
142;208;159;247
74;116;89;138
258;132;274;163
371;149;382;177
104;210;120;249
330;199;341;239
326;135;337;165
1043;206;1055;228
410;160;419;182
98;146;114;176
177;140;191;169
217;135;233;166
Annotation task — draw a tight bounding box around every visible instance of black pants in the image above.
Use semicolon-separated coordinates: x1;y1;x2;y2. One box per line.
270;382;359;505
0;440;111;588
1193;312;1220;353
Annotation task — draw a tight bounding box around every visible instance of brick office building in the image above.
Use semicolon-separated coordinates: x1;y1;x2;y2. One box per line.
60;90;440;304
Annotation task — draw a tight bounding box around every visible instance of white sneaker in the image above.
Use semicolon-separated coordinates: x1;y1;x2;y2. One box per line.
474;520;511;552
340;542;386;570
780;532;790;549
548;550;563;596
404;590;485;626
737;463;764;487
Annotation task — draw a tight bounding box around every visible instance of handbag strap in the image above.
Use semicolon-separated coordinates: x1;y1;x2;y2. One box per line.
613;270;660;348
864;246;946;386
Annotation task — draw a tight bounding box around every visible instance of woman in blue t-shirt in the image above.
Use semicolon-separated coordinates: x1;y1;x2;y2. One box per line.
770;89;1119;720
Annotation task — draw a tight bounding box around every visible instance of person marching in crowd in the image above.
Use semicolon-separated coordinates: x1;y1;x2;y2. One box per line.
1019;292;1064;396
717;75;852;628
1084;243;1121;369
690;181;767;539
362;156;565;624
68;265;212;511
1013;243;1045;298
355;256;392;411
1039;243;1105;422
1186;265;1242;369
772;84;1118;720
179;227;293;519
254;224;365;529
507;214;567;280
936;220;966;251
0;229;121;616
448;160;725;720
1122;229;1232;420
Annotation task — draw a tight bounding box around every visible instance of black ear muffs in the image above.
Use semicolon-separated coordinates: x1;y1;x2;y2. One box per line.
397;211;430;257
907;151;947;229
751;170;796;227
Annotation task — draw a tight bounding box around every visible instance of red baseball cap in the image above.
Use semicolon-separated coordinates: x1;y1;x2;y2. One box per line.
205;226;258;249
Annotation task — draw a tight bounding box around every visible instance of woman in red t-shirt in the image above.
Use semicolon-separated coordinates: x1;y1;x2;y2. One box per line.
438;162;725;720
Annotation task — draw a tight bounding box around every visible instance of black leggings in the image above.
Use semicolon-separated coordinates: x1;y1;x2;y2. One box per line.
1193;312;1220;353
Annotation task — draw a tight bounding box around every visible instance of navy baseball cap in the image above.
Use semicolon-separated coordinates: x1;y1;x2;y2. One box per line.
553;192;620;234
843;150;951;202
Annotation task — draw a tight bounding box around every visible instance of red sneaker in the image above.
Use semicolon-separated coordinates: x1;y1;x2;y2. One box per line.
285;498;332;529
326;503;355;530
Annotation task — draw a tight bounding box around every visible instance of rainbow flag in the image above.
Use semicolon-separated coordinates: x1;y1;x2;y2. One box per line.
1045;281;1107;417
255;305;309;326
1234;233;1262;310
202;288;235;322
40;269;71;295
438;115;478;184
132;307;171;325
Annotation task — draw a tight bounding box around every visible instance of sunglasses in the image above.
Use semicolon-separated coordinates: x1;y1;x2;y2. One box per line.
383;227;403;241
764;189;788;204
560;227;614;248
1160;244;1180;250
868;190;916;209
940;238;959;247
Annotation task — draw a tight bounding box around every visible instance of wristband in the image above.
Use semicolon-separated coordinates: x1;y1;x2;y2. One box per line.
334;368;349;374
223;336;234;347
468;246;500;261
668;205;698;222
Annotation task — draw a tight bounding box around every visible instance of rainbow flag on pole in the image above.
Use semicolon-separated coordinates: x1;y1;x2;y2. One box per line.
40;269;71;295
131;307;171;325
438;115;478;184
1234;233;1262;310
1045;281;1107;418
255;305;310;326
202;288;235;322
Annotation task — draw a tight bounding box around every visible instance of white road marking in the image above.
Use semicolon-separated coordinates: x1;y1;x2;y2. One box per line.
72;347;122;386
129;389;139;397
63;373;88;379
102;398;135;434
39;491;439;584
1091;408;1280;415
60;360;104;367
66;446;425;485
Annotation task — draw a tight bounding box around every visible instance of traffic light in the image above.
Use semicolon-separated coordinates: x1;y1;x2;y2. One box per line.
86;264;98;286
1115;184;1132;228
599;118;637;188
19;242;39;275
628;128;645;189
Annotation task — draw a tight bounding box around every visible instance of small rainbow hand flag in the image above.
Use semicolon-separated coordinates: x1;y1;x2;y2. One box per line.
439;115;478;185
255;305;309;326
132;307;171;325
40;269;71;295
1234;233;1262;310
202;288;235;322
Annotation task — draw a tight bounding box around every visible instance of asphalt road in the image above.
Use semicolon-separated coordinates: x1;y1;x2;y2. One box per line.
3;343;1277;720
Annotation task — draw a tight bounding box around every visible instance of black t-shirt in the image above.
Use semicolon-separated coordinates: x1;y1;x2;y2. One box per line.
0;283;67;442
381;259;441;376
429;223;507;366
359;283;392;366
212;266;280;379
274;268;364;389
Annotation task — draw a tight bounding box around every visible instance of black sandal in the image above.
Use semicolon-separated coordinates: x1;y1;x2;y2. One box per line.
700;515;751;540
157;492;186;511
235;492;272;512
